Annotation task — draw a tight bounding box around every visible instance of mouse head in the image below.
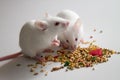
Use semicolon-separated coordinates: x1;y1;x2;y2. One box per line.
34;14;69;34
63;19;83;50
45;15;69;34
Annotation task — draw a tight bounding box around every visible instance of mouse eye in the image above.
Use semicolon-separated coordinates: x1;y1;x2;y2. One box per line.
54;22;60;26
75;38;78;41
66;40;69;43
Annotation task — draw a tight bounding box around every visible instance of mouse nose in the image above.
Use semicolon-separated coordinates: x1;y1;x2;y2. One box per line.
71;45;76;50
62;22;69;27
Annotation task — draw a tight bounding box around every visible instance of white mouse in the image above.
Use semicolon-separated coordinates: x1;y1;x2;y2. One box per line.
0;15;69;61
57;10;87;50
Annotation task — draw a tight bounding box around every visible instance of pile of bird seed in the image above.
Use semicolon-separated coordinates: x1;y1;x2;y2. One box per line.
37;43;117;71
19;42;119;76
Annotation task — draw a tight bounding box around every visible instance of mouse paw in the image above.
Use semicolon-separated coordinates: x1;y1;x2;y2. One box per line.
60;42;69;49
51;39;60;46
34;56;46;62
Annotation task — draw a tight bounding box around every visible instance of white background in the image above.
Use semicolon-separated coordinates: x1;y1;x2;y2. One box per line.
0;0;120;80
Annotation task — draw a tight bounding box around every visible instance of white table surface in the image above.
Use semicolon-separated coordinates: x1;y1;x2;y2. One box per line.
0;0;120;80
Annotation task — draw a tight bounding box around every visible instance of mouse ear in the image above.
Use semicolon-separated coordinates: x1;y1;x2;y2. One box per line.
35;21;48;31
44;12;51;18
45;12;48;17
73;18;82;32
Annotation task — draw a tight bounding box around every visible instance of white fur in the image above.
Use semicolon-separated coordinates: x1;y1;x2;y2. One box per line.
19;16;69;57
57;10;84;49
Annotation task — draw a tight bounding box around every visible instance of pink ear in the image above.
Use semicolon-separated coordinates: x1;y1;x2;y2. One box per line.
45;12;48;18
73;18;82;32
35;21;48;31
44;12;51;18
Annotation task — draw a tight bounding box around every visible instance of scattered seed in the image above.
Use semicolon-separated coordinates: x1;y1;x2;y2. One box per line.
36;62;40;65
27;41;117;73
40;69;45;72
117;52;120;54
92;67;95;70
16;64;21;67
90;36;93;39
27;64;34;67
65;69;68;72
99;30;103;33
32;66;37;68
41;66;43;68
45;72;48;76
64;61;70;67
51;66;64;72
93;29;96;32
33;73;38;75
30;68;35;72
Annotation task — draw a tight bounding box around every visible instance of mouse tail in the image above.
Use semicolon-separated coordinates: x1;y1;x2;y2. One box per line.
0;52;22;61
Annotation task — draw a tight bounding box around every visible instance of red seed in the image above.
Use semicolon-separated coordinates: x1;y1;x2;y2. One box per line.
54;55;58;58
89;48;102;56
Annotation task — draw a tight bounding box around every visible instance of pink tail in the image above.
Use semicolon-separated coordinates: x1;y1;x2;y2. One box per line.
0;52;22;61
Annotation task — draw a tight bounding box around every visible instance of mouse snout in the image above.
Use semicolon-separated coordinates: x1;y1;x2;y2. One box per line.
71;45;77;50
62;22;69;27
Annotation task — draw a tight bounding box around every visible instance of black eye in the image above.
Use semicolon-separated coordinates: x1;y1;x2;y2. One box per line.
54;22;60;26
75;38;78;41
66;40;69;43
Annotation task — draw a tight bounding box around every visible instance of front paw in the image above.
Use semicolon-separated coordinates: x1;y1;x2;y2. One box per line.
34;56;46;62
51;40;60;46
60;42;69;49
53;39;60;44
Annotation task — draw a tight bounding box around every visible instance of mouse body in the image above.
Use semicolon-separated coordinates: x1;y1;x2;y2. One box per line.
20;16;69;57
0;15;69;61
57;10;84;50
